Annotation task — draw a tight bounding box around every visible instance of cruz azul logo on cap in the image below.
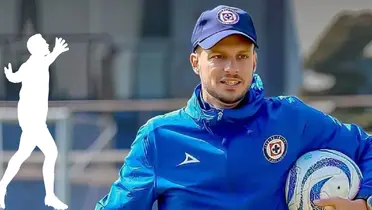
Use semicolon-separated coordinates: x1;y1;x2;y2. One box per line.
217;7;239;25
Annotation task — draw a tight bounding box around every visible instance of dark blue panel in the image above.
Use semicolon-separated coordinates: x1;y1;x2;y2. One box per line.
5;181;47;210
113;112;139;149
263;0;286;96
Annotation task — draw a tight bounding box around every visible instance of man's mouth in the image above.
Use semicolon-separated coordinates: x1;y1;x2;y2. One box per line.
221;80;241;86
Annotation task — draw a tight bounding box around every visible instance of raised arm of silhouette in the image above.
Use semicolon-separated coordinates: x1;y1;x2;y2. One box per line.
3;35;69;84
45;37;69;66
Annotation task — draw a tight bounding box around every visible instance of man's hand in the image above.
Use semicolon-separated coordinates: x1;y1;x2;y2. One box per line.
4;63;12;75
45;37;69;65
53;37;69;54
4;63;24;83
314;197;367;210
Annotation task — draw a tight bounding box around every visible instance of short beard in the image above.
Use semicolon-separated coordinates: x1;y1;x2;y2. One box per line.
205;87;246;108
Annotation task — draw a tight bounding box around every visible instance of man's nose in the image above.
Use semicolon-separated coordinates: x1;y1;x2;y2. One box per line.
224;59;239;74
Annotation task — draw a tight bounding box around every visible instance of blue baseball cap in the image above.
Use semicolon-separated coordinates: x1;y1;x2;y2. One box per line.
191;5;258;52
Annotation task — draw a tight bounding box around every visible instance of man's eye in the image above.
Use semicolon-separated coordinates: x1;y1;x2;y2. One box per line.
238;55;249;59
211;55;223;59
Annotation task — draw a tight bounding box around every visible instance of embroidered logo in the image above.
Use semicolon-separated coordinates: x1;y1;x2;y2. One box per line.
216;7;239;25
263;135;287;163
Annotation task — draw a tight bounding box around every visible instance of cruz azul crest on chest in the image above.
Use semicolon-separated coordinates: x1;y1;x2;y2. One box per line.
263;135;288;163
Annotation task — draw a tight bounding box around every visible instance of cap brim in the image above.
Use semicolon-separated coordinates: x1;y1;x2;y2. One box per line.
198;30;258;50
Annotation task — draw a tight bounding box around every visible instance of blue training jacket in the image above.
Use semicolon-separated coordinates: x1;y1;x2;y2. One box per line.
95;74;372;210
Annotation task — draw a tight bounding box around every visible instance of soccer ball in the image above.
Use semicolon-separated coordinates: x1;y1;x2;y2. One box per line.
285;149;363;210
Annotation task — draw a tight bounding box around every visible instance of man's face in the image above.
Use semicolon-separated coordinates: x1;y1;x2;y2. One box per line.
40;38;50;55
190;35;257;107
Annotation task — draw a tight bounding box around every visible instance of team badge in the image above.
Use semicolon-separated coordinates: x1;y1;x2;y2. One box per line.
263;135;287;163
216;7;239;25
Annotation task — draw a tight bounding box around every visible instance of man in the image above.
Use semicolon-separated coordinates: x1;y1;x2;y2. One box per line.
95;5;372;210
2;34;69;209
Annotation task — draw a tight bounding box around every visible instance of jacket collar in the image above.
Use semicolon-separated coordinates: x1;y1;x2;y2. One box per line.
185;74;265;126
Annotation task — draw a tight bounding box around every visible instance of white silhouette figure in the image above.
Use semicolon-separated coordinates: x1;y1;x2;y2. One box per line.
0;34;69;209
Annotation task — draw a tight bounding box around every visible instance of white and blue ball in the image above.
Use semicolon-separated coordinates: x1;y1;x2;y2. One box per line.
285;149;363;210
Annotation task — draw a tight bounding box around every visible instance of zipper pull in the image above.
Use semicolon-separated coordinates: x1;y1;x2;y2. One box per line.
217;111;223;121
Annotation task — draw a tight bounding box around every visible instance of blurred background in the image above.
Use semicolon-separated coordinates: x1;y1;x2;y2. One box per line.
0;0;371;209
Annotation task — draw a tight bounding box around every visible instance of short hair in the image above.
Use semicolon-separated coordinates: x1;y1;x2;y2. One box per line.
194;45;202;54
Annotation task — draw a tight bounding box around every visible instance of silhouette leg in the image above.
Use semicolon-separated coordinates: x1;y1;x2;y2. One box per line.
0;130;37;208
37;126;68;209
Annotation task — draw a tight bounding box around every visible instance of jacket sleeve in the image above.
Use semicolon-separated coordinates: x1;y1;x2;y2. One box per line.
95;125;157;210
294;97;372;199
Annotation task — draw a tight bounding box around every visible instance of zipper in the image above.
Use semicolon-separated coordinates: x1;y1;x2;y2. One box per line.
202;115;231;194
217;111;232;193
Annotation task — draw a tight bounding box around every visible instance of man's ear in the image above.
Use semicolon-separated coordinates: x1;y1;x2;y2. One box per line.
253;52;257;73
190;52;200;75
